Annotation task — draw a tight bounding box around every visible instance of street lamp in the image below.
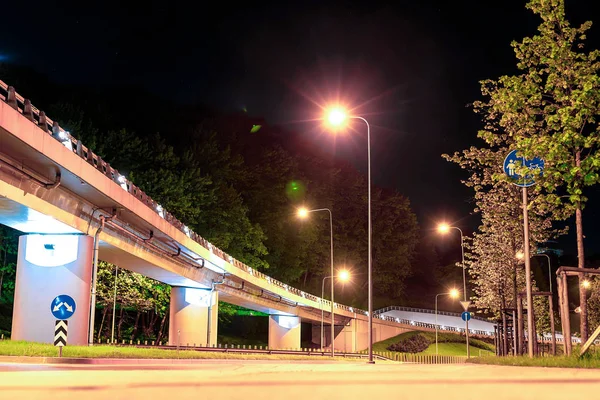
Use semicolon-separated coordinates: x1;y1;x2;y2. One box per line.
321;269;351;355
437;222;470;358
435;289;460;356
323;107;374;363
582;279;591;289
297;207;335;357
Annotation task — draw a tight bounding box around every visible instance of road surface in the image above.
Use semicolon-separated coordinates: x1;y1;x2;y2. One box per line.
0;360;598;399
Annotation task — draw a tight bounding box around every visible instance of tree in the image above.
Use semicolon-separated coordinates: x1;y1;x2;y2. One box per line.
444;139;562;354
474;0;600;342
0;226;18;304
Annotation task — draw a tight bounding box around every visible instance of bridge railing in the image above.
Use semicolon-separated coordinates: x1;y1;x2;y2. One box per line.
0;80;371;315
375;305;493;324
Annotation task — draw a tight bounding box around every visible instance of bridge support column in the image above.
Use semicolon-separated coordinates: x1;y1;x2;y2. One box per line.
334;320;358;353
268;315;300;350
12;234;93;345
168;287;218;347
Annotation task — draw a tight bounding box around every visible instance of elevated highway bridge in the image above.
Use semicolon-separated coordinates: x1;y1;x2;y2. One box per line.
0;80;494;351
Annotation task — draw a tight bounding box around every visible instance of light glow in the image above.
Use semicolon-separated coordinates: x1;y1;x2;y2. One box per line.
326;107;347;127
516;250;525;260
274;315;300;329
184;288;214;307
297;207;309;219
25;234;80;267
449;288;460;299
437;223;450;234
582;280;591;289
338;269;350;282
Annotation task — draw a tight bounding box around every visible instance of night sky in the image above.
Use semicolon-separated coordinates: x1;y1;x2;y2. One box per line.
2;0;600;257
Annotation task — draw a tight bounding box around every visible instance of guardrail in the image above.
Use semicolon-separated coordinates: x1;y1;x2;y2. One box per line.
375;306;495;336
97;339;467;364
375;305;493;323
0;80;364;316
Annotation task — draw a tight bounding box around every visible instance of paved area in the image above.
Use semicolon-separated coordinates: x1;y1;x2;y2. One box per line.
0;360;599;399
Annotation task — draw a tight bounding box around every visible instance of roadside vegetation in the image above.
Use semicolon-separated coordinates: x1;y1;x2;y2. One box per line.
373;331;495;357
0;341;362;361
469;352;600;369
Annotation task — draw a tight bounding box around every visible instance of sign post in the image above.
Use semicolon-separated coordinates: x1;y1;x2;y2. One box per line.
50;294;76;358
503;150;544;359
460;300;472;356
54;320;68;357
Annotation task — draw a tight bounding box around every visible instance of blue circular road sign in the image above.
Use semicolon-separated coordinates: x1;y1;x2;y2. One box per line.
461;311;471;322
51;294;76;320
503;149;545;188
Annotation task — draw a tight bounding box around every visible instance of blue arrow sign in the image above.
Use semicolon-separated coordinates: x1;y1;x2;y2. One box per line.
503;149;545;188
461;311;471;322
51;294;76;320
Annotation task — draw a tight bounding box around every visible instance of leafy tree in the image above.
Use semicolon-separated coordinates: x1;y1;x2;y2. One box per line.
0;226;18;304
474;0;600;342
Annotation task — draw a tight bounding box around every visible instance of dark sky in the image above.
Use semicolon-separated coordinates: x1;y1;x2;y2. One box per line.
2;0;600;257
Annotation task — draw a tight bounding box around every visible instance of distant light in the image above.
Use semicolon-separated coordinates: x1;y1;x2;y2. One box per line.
437;223;450;234
582;280;591;289
297;207;309;219
449;288;460;299
516;250;525;260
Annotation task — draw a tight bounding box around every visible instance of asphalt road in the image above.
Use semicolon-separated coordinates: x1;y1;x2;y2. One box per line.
1;360;599;400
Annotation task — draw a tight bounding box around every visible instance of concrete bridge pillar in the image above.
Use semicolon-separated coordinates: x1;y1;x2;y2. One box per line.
168;287;218;347
268;315;300;349
334;320;358;353
11;234;93;345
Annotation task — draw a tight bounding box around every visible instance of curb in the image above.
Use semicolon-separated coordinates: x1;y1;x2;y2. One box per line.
0;356;358;366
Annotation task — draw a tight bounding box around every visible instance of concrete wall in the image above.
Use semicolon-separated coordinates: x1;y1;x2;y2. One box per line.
168;287;218;347
12;234;93;345
268;315;301;349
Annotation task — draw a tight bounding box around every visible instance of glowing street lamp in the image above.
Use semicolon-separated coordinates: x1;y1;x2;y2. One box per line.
436;222;469;358
297;207;336;357
297;207;309;219
435;289;460;356
322;106;373;363
321;269;352;354
338;269;350;283
326;107;347;127
582;279;591;289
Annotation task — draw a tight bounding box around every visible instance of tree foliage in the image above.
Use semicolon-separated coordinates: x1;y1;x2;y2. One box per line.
472;0;600;341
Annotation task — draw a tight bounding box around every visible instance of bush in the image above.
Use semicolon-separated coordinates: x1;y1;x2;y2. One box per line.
387;333;430;353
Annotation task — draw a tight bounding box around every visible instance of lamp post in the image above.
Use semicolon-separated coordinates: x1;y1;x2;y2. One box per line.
324;107;374;363
435;289;460;356
297;207;335;357
320;270;350;354
110;265;118;344
437;223;470;358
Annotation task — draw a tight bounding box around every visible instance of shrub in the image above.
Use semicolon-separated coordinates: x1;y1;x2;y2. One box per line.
387;333;430;353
